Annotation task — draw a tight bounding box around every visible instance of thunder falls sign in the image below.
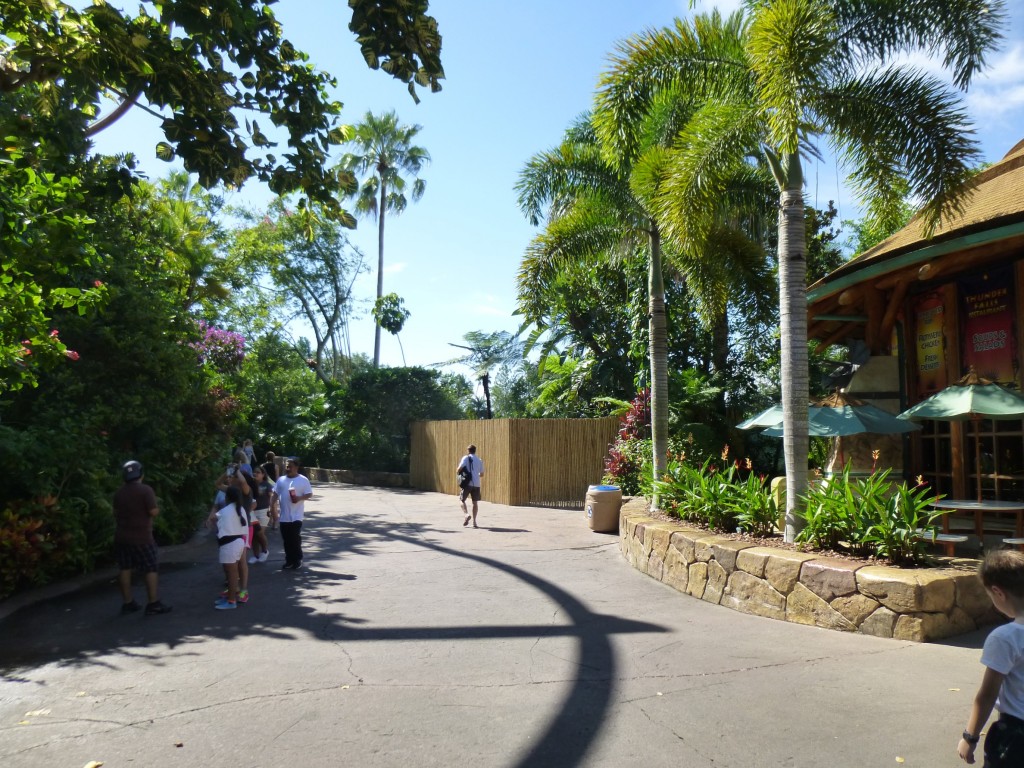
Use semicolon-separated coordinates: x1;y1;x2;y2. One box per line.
959;266;1018;386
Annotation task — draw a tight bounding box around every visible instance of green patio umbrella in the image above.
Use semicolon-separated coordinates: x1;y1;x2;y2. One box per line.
736;404;786;431
741;393;920;437
740;393;918;471
898;369;1024;501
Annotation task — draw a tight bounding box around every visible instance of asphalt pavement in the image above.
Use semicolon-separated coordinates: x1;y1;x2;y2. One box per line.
0;483;992;767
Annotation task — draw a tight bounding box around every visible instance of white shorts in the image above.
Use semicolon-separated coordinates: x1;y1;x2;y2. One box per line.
253;508;270;527
218;538;245;564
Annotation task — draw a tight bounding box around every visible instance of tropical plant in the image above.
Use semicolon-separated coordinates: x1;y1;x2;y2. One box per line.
598;3;1004;539
0;0;442;217
446;330;525;419
518;112;769;502
797;466;944;563
338;111;429;366
373;293;411;365
228;199;368;385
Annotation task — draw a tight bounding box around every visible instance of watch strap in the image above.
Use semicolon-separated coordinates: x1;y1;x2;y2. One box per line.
962;730;980;745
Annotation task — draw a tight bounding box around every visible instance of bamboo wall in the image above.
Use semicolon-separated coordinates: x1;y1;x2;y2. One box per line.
409;417;620;508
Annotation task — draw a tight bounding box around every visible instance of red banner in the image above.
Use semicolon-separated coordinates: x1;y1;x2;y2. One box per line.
960;267;1017;385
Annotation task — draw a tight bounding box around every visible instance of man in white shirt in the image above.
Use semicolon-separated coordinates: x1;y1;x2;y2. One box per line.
271;457;313;570
457;444;484;528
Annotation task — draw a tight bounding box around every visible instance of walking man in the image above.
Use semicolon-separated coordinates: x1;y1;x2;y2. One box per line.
457;445;484;528
271;457;313;569
113;460;171;615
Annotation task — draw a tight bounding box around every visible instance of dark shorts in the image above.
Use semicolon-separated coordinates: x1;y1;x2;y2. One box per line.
985;713;1024;768
460;486;481;503
115;542;159;573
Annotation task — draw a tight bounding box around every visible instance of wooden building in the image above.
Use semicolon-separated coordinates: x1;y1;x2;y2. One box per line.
807;139;1024;499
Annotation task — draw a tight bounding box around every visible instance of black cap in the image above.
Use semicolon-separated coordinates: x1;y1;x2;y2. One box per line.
122;460;143;481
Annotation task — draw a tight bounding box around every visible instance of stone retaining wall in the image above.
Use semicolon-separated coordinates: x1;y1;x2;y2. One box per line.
619;498;1000;642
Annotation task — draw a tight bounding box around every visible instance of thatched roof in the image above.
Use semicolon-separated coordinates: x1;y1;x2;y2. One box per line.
807;140;1024;352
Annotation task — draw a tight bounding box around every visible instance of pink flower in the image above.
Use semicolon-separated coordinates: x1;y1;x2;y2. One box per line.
93;280;103;288
50;329;59;337
65;350;80;361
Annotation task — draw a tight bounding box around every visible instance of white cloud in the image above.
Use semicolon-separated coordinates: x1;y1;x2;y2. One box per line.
976;43;1024;86
471;295;514;318
967;44;1024;117
384;262;406;275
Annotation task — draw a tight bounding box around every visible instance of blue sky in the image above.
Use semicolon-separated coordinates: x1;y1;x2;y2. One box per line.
90;0;1024;381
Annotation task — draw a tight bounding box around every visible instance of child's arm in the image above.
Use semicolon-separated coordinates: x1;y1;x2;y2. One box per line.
958;666;1004;763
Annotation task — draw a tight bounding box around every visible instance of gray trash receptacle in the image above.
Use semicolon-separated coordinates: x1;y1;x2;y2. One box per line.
586;484;622;532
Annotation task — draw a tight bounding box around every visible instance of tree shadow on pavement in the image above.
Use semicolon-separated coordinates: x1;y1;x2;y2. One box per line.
0;498;667;768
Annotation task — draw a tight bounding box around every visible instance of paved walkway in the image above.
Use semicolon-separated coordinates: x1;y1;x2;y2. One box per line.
0;484;990;767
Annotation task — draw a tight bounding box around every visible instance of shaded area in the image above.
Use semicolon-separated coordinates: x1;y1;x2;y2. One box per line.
0;491;667;768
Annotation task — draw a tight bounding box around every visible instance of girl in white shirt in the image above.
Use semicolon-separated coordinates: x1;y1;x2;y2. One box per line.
208;485;249;610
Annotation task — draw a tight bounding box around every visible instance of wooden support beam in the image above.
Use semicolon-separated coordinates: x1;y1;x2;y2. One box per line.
815;322;860;354
813;314;868;323
918;262;940;281
879;278;912;345
838;287;862;306
863;285;885;352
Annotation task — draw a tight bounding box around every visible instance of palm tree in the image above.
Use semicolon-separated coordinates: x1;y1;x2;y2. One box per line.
338;111;429;366
446;330;525;419
517;112;770;502
597;3;1005;539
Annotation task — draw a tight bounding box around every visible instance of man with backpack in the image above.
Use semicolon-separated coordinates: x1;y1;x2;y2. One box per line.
457;444;484;528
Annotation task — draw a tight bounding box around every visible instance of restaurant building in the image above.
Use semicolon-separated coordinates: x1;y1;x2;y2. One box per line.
807;139;1024;501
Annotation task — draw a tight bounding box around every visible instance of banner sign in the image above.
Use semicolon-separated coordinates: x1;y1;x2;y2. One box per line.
959;266;1017;385
914;292;947;396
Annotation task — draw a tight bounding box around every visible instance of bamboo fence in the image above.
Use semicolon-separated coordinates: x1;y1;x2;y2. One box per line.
409;417;620;508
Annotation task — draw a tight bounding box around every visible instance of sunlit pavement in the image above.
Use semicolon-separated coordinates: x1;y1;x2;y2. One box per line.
0;484;985;767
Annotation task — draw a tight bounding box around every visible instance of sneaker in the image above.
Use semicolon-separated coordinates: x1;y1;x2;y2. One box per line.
121;600;142;615
214;597;237;610
247;555;258;564
238;590;249;604
144;601;172;616
257;552;269;563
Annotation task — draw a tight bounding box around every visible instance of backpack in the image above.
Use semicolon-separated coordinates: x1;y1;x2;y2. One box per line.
457;457;473;490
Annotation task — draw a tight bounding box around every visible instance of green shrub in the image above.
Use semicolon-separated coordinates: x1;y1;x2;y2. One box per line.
654;453;775;534
796;466;944;564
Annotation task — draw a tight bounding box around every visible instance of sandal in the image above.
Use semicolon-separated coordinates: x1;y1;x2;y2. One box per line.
463;515;470;527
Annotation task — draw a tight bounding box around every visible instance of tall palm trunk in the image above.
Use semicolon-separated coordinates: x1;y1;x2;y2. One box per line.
778;154;809;542
374;176;387;367
649;225;669;509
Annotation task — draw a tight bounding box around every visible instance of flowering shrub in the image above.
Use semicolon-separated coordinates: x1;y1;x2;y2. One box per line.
603;390;651;494
0;496;88;599
654;447;777;535
190;321;246;373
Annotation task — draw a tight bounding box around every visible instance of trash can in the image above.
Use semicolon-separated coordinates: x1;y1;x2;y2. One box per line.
586;484;622;532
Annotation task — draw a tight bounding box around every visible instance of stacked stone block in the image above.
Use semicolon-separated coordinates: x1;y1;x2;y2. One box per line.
619;498;1000;642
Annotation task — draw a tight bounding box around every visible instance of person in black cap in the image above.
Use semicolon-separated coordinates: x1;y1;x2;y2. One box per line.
113;460;171;615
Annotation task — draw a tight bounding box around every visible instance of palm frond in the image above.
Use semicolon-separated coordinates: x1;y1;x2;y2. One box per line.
818;67;980;235
831;0;1007;90
593;10;751;165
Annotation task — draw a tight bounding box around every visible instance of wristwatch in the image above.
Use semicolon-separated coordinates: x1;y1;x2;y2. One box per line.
962;730;980;745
